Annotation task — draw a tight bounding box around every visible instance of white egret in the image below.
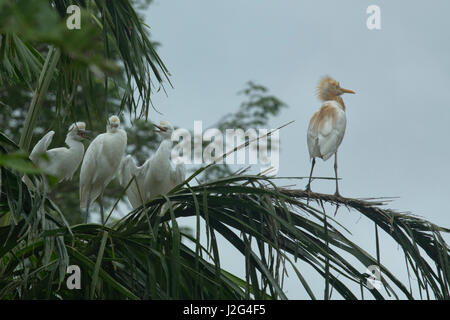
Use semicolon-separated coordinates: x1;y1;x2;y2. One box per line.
147;121;186;201
119;121;185;211
23;122;87;190
80;115;127;223
306;76;355;196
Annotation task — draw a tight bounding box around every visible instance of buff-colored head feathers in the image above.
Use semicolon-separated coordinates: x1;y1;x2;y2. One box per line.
317;76;340;101
69;122;86;132
316;76;355;102
109;115;120;124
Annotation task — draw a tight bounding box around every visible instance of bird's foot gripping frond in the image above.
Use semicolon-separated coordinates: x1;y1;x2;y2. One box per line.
305;184;313;205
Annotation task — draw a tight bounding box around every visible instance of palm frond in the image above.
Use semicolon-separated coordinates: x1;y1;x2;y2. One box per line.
0;0;169;128
3;157;448;299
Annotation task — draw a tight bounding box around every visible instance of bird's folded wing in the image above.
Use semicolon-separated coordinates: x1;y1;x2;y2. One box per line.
79;136;105;208
118;155;139;187
170;162;186;187
318;114;335;137
317;111;346;160
30;131;55;164
307;112;320;158
118;155;148;209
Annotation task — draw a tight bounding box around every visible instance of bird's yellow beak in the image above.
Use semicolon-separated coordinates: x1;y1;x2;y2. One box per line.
78;130;91;140
341;88;355;94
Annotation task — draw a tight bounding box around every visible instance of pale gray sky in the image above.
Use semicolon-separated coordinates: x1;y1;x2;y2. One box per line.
144;0;450;299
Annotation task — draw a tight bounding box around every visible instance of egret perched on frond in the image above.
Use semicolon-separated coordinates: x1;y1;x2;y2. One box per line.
80;115;127;223
146;121;186;201
23;122;87;190
119;121;185;211
306;76;355;196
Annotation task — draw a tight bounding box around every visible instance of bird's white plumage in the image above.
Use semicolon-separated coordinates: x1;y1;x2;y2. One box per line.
118;155;150;209
307;100;346;161
118;121;186;210
170;161;186;189
27;123;86;183
145;138;186;201
29;131;55;164
79;116;127;209
119;121;186;212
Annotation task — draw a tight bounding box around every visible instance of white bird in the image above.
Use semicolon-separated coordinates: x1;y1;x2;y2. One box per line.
119;121;185;210
80;115;127;223
147;121;186;201
23;122;87;190
306;76;355;196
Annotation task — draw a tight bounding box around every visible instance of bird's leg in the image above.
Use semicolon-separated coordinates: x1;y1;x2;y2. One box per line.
85;186;92;223
305;158;316;204
99;185;105;225
305;158;316;192
334;152;341;197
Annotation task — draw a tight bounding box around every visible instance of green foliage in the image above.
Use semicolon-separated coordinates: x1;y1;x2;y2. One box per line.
0;166;255;299
0;0;168;224
0;0;114;86
0;0;168;121
0;152;42;173
1;160;449;299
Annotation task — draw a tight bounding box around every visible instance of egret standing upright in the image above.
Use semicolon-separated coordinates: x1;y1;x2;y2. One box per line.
80;115;127;223
306;76;355;196
118;121;185;210
146;121;186;201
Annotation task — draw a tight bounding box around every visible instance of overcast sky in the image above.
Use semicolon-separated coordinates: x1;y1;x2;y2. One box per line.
143;0;450;299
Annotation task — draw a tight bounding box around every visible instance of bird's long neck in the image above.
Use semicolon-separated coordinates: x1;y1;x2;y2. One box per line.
319;89;346;111
332;96;345;111
65;135;84;152
155;139;173;159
